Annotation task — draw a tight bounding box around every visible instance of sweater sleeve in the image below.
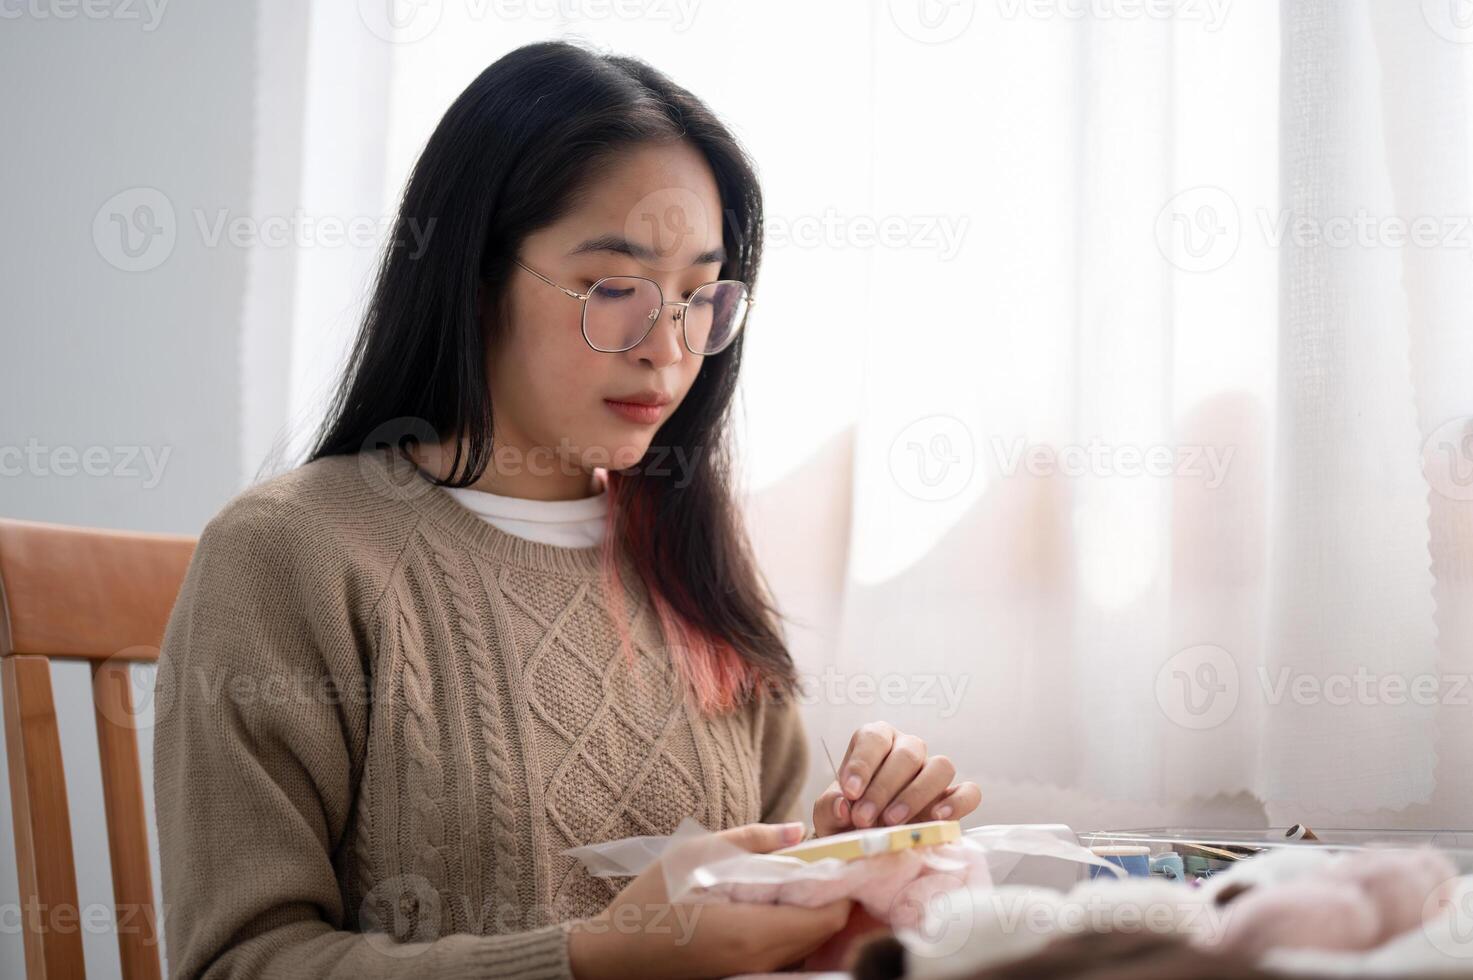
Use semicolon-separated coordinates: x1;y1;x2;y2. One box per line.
755;688;811;828
152;494;574;980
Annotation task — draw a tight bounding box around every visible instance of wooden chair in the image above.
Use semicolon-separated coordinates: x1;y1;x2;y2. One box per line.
1;518;195;980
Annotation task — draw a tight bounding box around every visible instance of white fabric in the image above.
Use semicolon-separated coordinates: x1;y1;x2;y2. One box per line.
254;1;1473;821
442;483;607;549
790;0;1473;816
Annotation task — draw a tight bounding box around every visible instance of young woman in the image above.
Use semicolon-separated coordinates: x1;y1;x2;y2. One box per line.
153;40;980;980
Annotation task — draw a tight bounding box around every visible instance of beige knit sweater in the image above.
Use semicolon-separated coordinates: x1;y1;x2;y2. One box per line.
152;447;811;979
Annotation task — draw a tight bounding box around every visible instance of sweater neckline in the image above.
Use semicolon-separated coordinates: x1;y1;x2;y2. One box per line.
366;447;616;578
441;481;608;524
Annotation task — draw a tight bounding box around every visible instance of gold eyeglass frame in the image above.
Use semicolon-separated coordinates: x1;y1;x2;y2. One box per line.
513;258;754;355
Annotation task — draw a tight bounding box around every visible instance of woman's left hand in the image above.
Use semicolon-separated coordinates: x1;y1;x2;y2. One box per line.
811;721;982;837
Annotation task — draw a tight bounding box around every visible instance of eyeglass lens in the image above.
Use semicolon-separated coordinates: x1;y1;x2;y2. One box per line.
583;277;749;354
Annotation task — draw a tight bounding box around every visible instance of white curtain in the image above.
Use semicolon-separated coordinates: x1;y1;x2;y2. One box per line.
253;0;1473;826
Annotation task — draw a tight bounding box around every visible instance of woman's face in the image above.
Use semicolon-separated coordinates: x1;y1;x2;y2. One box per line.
483;140;727;492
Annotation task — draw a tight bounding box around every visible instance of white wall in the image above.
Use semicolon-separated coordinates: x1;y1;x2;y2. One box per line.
0;4;263;976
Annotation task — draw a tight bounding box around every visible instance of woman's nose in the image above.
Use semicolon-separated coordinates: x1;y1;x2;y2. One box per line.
629;301;685;367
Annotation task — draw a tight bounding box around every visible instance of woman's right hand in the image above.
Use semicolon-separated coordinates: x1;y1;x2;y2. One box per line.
566;821;854;980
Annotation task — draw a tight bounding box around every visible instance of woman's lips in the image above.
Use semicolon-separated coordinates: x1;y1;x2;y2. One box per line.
603;399;665;425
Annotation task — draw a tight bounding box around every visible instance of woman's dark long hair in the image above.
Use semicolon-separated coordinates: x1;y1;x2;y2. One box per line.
305;40;796;713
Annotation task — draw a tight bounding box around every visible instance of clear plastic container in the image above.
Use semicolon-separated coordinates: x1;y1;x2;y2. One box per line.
1077;827;1473;879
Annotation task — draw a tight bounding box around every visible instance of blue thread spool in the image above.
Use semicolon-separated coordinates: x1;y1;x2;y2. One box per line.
1184;854;1232;879
1150;853;1185;880
1089;845;1150;879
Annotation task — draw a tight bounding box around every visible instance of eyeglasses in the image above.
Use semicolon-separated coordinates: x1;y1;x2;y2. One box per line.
514;259;753;355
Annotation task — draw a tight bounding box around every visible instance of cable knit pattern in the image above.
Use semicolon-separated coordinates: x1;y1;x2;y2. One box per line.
350;774;375;931
151;447;812;980
396;604;448;940
430;544;522;927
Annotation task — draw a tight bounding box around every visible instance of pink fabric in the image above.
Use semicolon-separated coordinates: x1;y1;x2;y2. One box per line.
690;840;993;930
1202;849;1458;957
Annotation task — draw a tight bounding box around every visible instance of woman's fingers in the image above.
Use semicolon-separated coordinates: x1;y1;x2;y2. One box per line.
851;733;927;827
837;721;897;800
821;722;982;833
716;821;806;853
917;780;982;821
720;898;854;967
877;754;956;825
812;780;850;835
770;897;853;956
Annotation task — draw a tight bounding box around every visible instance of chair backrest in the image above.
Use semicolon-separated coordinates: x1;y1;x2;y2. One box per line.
0;518;195;980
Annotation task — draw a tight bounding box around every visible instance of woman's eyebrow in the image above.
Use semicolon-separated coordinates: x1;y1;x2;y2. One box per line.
567;234;726;266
